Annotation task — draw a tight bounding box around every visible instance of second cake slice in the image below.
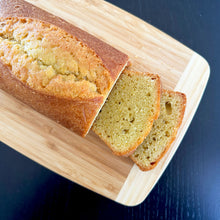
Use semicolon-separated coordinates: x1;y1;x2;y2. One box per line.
92;69;161;156
131;90;186;170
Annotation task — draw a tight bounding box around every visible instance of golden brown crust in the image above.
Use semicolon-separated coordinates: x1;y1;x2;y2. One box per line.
132;90;186;171
0;0;129;80
0;0;129;136
0;60;103;136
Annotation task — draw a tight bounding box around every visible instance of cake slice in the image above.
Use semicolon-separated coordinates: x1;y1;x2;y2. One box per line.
92;69;161;156
131;90;186;171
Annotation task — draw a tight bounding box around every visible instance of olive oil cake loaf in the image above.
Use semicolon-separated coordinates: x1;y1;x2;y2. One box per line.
131;90;186;171
92;69;161;156
0;0;129;136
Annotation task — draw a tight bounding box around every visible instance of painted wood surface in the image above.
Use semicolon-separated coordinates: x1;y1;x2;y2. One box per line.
0;0;209;205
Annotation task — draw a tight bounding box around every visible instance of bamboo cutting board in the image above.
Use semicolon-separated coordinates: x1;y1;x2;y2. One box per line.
0;0;209;206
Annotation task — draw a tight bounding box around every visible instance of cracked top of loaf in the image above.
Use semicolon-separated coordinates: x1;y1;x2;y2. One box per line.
0;17;116;99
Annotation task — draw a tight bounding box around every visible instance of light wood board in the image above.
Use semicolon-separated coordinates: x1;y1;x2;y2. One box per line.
0;0;210;206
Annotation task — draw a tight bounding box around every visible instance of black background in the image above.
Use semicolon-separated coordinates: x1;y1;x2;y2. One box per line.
0;0;220;219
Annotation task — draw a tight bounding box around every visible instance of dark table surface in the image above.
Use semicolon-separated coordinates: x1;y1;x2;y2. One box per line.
0;0;220;219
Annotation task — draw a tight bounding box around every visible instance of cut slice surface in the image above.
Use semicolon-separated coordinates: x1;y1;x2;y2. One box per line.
131;90;186;171
92;69;161;156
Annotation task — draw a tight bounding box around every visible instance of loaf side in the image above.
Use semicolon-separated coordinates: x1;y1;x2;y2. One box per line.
0;60;104;135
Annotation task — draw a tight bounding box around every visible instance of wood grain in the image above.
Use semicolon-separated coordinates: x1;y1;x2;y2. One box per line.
0;91;133;200
0;0;209;205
